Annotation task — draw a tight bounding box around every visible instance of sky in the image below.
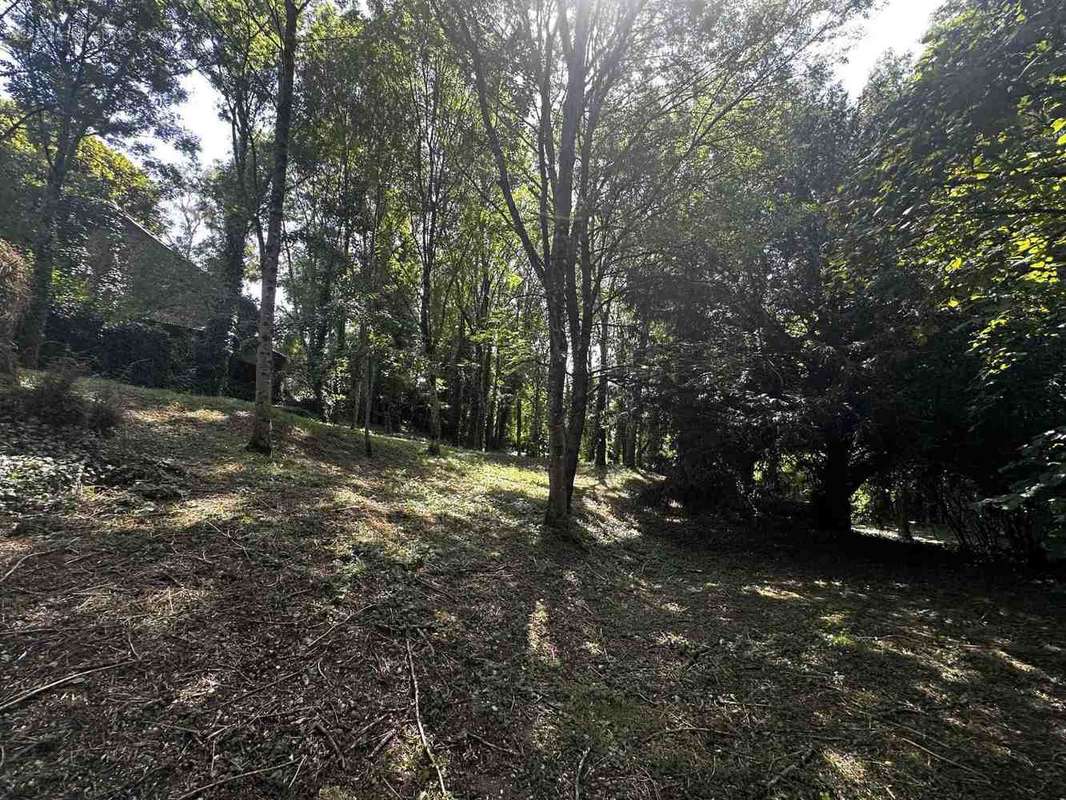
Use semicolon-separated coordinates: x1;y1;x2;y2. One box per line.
837;0;940;95
161;0;941;173
154;0;941;305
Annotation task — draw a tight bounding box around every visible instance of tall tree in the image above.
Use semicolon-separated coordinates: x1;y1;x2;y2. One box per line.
247;0;305;454
403;7;473;455
444;0;870;527
183;0;275;392
1;0;188;366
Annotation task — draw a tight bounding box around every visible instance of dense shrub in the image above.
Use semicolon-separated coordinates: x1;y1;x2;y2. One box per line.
40;299;105;366
20;358;124;435
39;301;198;389
99;321;176;387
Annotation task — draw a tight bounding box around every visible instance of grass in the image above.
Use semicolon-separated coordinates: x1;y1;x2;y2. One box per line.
1;376;1064;799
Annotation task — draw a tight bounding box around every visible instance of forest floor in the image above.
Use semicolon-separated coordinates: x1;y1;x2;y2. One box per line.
1;377;1064;800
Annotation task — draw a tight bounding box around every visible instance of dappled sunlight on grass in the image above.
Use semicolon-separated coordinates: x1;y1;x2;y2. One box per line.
2;378;1064;799
527;599;561;670
744;583;809;602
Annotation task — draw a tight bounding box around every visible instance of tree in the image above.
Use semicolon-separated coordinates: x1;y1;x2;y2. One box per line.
247;0;305;454
1;0;188;366
182;0;276;392
844;0;1066;554
401;5;475;455
444;0;872;528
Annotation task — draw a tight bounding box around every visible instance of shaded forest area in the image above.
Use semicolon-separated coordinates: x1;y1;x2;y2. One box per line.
1;0;1065;797
1;381;1063;799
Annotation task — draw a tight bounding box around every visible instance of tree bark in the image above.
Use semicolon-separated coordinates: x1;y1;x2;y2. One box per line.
420;254;441;454
592;302;610;469
813;433;853;532
427;365;442;455
530;367;543;457
363;356;375;457
247;0;299;455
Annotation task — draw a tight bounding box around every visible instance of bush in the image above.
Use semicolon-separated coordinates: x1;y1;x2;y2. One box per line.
41;299;105;366
20;358;123;435
99;321;175;387
40;300;195;390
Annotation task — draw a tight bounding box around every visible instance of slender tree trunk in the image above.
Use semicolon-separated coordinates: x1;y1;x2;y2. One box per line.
419;241;441;454
349;321;367;429
544;316;569;524
449;318;467;445
563;331;592;508
363;356;375;457
514;379;523;455
623;318;649;468
530;367;543;457
427;366;442;455
247;0;298;455
592;304;609;469
814;433;853;532
487;343;502;449
477;339;492;450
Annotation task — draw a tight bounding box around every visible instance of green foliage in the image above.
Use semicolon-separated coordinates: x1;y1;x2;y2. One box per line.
0;239;30;375
989;426;1066;547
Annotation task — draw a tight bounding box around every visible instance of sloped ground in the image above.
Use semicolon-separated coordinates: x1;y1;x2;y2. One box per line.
1;379;1064;799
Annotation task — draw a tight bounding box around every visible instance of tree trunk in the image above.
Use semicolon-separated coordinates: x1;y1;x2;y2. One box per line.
544;306;569;525
487;343;502;449
813;433;853;532
563;331;591;509
474;339;493;450
530;368;543;457
427;365;442;455
349;321;367;429
623;318;649;468
363;356;375;457
448;319;467;445
419;234;441;454
592;304;609;469
514;378;524;455
247;0;298;455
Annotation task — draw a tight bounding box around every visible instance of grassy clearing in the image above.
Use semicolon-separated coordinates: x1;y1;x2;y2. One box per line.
1;378;1064;799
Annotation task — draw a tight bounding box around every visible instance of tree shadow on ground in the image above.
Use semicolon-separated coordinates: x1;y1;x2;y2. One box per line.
1;386;1064;800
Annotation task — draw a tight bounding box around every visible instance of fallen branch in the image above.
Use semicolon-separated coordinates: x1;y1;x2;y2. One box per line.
314;721;346;769
0;548;61;584
765;747;814;791
414;575;460;602
467;731;519;756
896;735;991;783
575;746;590;800
0;660;134;712
216;670;300;710
368;726;399;759
173;757;297;800
302;603;375;652
407;635;447;797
